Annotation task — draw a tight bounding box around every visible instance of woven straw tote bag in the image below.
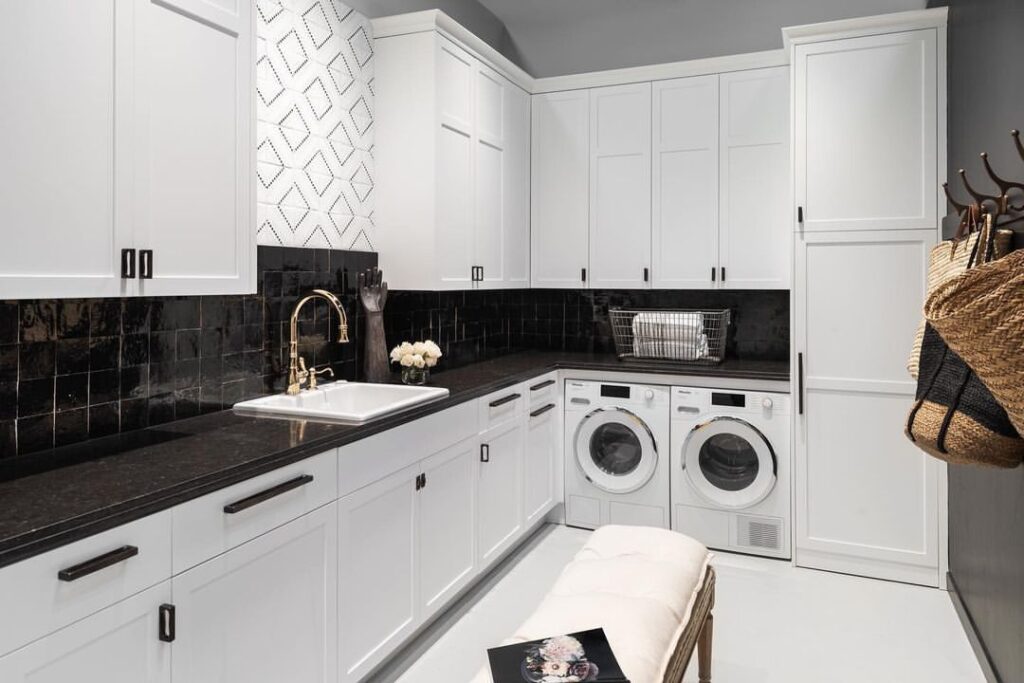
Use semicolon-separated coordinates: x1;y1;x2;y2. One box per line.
907;209;1013;378
925;246;1024;437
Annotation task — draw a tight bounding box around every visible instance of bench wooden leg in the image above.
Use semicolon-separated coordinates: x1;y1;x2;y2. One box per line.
697;612;713;683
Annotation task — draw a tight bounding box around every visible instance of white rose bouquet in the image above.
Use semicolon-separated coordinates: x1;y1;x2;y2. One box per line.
390;340;442;384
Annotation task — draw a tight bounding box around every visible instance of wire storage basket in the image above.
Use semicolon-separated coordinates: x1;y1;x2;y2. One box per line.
609;308;731;365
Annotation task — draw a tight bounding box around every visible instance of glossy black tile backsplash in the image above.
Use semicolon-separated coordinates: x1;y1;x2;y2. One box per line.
0;247;787;459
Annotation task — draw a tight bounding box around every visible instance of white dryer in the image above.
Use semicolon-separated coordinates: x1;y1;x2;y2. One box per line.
671;387;791;559
564;380;671;530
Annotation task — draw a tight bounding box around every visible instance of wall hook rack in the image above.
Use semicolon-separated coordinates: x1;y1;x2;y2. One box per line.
943;130;1024;229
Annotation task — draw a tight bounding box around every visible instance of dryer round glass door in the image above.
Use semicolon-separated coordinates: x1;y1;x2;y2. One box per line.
683;417;776;509
574;407;658;493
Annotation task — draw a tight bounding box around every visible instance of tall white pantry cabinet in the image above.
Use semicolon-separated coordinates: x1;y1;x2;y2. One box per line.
788;10;948;586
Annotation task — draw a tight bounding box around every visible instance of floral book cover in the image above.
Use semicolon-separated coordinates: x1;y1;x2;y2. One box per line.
486;628;629;683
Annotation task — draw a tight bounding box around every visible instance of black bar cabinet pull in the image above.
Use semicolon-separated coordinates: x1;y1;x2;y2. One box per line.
139;250;154;279
581;267;587;283
159;604;176;643
721;267;726;282
58;545;139;582
415;474;422;491
489;393;520;408
530;403;556;418
798;206;804;225
223;474;314;514
120;249;136;279
480;443;490;463
711;266;716;282
530;379;556;392
421;473;427;489
798;352;805;415
643;267;649;282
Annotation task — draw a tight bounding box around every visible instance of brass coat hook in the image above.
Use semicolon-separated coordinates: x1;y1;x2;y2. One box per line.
958;168;1001;212
942;181;971;215
980;152;1024;214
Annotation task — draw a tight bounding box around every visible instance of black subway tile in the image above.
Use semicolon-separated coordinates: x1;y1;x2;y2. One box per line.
17;414;53;454
54;408;88;447
56;373;88;412
88;402;120;439
18;377;53;417
21;302;56;342
56;338;90;375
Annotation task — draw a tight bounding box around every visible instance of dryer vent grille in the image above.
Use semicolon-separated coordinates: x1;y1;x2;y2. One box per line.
737;515;782;551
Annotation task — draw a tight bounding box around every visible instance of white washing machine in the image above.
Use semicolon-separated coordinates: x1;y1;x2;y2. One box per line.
671;386;791;559
564;380;671;530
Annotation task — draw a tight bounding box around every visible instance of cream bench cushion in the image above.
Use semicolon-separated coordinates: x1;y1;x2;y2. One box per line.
473;526;712;683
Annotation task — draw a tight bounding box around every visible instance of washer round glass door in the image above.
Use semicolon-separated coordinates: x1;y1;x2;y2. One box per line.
574;407;658;493
683;417;776;509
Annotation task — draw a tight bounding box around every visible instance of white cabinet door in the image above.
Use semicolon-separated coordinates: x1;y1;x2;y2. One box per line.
795;30;939;232
525;401;559;527
419;438;477;619
132;0;254;295
478;420;525;566
502;82;531;288
652;75;719;289
531;91;590;288
338;465;419;682
795;230;940;586
719;67;790;289
0;0;133;299
0;582;170;683
171;504;337;683
590;83;652;289
436;37;476;288
475;62;506;287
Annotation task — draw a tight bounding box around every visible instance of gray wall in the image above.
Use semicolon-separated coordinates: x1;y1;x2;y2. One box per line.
938;0;1024;680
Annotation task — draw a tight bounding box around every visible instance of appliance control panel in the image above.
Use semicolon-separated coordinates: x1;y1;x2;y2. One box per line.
565;381;670;408
671;387;790;418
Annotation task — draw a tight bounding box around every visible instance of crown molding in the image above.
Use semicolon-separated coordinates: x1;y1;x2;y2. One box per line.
782;7;948;52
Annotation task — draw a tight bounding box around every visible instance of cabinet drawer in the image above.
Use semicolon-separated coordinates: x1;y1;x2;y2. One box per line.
0;510;172;657
479;383;526;431
172;450;337;574
526;372;558;409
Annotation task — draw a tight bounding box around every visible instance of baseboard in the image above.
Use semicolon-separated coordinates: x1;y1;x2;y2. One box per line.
947;572;1001;683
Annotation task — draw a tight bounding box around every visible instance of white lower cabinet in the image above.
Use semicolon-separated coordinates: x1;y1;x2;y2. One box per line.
0;582;171;683
525;400;560;527
338;464;419;683
170;503;338;683
478;419;526;566
419;440;478;619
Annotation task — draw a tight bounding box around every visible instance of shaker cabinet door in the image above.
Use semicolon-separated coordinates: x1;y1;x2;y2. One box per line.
131;0;255;296
794;29;939;232
531;91;591;288
478;420;525;566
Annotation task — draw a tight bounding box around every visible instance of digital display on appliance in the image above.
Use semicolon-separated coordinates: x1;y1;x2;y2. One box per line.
600;385;631;399
711;392;746;407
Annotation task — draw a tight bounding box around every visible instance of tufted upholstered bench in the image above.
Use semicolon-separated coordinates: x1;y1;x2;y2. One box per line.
473;525;715;683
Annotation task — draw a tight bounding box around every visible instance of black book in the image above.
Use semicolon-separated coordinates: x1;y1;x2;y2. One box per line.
486;628;629;682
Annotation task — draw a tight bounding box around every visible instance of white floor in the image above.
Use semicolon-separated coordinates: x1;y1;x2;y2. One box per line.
383;524;985;683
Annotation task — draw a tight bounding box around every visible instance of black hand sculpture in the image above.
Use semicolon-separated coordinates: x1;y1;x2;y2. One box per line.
358;267;390;383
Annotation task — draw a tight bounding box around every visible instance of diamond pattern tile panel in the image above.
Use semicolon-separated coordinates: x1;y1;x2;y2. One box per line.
256;0;375;250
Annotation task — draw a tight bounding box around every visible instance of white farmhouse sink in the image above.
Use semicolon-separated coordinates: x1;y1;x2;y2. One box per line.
232;381;449;423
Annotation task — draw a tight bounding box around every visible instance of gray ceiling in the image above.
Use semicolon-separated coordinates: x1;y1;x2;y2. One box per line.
477;0;931;77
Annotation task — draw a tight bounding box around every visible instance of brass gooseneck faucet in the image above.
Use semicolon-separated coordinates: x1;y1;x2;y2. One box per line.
287;289;349;395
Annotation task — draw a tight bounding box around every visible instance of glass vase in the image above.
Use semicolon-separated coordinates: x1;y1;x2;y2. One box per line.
401;366;428;386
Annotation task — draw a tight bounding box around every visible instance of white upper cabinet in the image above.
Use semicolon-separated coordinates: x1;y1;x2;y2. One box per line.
794;29;939;232
718;66;790;288
374;22;531;290
531;91;590;288
0;0;255;299
652;75;719;289
589;83;653;289
132;0;255;296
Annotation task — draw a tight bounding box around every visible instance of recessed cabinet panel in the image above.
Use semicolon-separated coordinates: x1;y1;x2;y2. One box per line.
437;124;475;286
652;76;719;289
438;38;474;135
719;67;790;289
419;439;477;618
133;0;253;295
338;465;419;681
531;91;590;288
795;30;938;231
589;83;652;289
0;583;171;683
0;0;130;299
475;68;505;286
171;505;338;683
503;84;531;287
525;403;559;526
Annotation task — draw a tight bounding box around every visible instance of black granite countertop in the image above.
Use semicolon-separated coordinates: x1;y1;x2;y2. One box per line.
0;352;788;569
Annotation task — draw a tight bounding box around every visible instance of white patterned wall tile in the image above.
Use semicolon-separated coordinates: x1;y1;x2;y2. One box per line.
256;0;374;250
